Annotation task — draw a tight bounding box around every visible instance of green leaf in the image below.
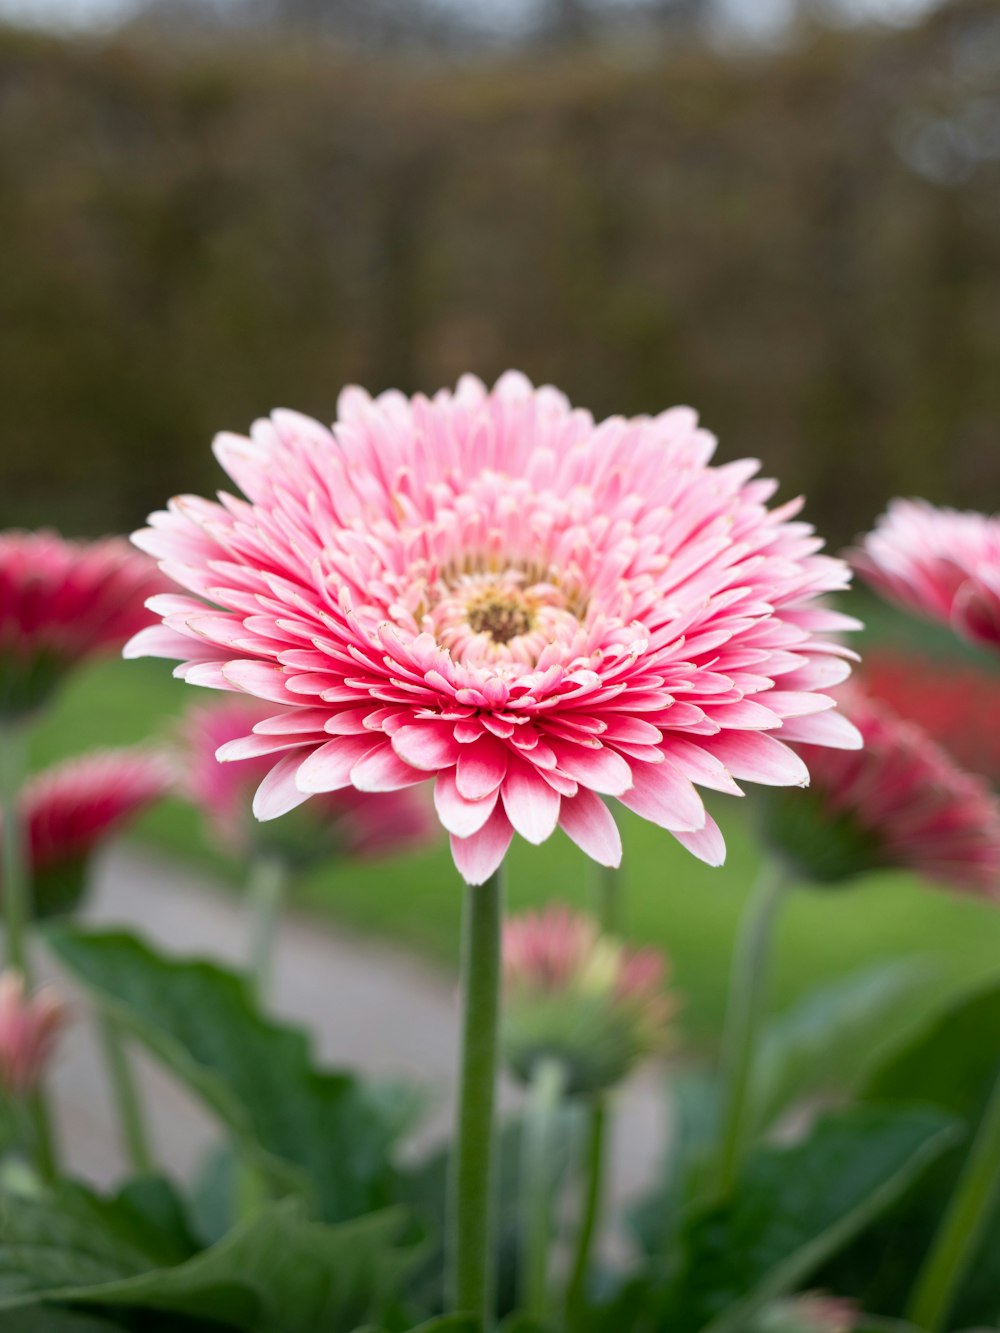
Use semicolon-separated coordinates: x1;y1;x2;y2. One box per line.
653;1105;959;1333
1;1313;128;1332
820;979;1000;1323
46;926;406;1222
864;978;1000;1120
752;960;934;1134
0;1193;414;1333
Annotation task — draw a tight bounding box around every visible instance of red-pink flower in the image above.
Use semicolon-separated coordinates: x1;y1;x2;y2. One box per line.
854;500;1000;654
766;691;1000;893
502;904;675;1092
0;530;167;717
127;373;861;884
863;651;1000;787
179;695;437;863
0;971;69;1098
6;749;172;917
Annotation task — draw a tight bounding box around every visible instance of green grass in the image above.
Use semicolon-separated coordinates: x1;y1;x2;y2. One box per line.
26;594;1000;1047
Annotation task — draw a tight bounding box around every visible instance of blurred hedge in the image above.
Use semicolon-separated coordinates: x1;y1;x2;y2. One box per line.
1;4;998;544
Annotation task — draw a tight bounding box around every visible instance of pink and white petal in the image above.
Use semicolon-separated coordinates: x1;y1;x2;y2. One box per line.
295;735;380;793
450;805;515;885
221;660;295;705
550;743;633;797
779;710;864;749
351;744;426;792
253;753;313;821
672;813;726;867
434;770;499;838
558;788;622;867
391;723;460;772
617;759;706;832
706;732;810;787
456;735;510;800
501;762;561;845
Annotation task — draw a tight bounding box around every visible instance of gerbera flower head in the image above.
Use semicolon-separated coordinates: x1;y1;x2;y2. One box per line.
761;691;1000;893
501;903;675;1095
854;499;1000;655
0;971;69;1098
4;749;173;918
0;530;167;718
863;650;1000;787
178;695;437;867
127;372;861;884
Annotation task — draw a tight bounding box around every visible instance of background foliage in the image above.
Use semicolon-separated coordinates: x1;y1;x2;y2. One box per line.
1;0;998;544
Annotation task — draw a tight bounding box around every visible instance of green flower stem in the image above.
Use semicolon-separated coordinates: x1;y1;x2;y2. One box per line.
596;859;622;935
0;719;31;978
520;1056;567;1317
0;718;58;1181
99;1011;153;1175
908;1063;1000;1331
715;857;789;1196
448;867;503;1328
247;854;288;1005
567;854;623;1314
566;1097;606;1317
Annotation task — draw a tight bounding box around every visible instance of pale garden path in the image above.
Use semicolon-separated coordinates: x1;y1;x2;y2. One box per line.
41;843;669;1232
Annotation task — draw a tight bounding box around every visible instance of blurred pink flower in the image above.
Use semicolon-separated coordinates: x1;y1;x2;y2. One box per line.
501;903;675;1093
768;691;1000;893
4;749;173;917
863;650;1000;787
854;499;1000;654
0;971;69;1098
758;1293;858;1333
127;372;861;885
179;695;437;864
0;530;167;716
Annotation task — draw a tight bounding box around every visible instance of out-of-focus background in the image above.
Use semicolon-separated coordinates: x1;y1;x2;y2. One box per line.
6;0;1000;1043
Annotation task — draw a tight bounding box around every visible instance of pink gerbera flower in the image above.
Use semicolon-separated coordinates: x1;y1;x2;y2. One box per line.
4;749;172;917
0;970;69;1098
179;695;437;863
854;499;1000;654
502;904;675;1093
764;691;1000;893
126;372;861;884
0;530;167;717
863;650;1000;787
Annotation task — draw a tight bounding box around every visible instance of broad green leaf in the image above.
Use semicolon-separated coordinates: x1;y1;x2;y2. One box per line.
0;1194;414;1333
864;979;1000;1120
752;960;934;1134
46;926;406;1221
652;1105;958;1333
2;1313;127;1331
819;980;1000;1324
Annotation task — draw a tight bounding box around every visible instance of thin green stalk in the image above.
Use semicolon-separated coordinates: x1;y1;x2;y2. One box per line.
715;858;788;1196
447;868;503;1328
908;1065;1000;1330
99;1012;153;1175
0;718;57;1180
520;1057;566;1317
570;854;623;1314
0;720;31;977
247;855;288;1005
566;1098;606;1317
596;860;622;935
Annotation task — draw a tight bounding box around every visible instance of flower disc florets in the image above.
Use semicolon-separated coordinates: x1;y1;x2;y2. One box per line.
127;373;861;884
